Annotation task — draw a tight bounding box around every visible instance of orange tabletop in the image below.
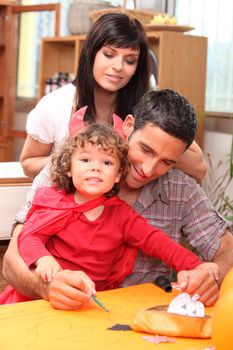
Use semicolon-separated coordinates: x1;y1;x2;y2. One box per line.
0;283;215;350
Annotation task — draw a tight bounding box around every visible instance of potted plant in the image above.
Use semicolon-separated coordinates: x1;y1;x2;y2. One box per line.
202;136;233;228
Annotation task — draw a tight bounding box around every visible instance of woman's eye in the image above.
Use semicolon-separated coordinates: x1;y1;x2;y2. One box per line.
126;58;137;65
104;51;113;58
80;158;89;162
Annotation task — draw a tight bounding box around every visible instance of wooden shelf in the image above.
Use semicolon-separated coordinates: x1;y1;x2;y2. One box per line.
39;31;207;147
0;2;60;161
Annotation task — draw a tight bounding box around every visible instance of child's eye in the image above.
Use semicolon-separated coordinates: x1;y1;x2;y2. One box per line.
104;160;113;166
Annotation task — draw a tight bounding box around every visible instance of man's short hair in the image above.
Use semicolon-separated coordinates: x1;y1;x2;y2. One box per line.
132;89;197;148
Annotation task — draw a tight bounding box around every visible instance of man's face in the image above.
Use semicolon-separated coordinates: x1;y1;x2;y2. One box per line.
123;116;187;189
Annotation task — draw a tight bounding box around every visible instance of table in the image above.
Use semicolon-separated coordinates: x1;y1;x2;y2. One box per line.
0;162;31;184
0;283;215;350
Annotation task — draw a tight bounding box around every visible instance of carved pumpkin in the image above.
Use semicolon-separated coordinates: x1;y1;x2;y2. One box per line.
212;288;233;350
219;268;233;296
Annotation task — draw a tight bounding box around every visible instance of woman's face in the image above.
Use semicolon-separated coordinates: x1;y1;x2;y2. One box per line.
93;45;139;92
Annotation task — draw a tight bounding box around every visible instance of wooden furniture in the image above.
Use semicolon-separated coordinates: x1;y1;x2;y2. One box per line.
0;162;31;240
0;2;60;161
38;31;207;147
0;283;214;349
0;1;18;161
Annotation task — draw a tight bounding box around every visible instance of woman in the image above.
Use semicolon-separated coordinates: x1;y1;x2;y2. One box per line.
20;13;149;179
20;12;206;181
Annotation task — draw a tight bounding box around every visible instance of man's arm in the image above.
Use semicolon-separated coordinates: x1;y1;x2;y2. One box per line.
175;230;233;306
3;224;96;309
2;224;46;300
212;230;233;284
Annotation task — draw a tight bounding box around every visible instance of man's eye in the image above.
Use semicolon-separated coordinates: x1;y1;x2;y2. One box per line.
163;160;173;166
141;147;150;154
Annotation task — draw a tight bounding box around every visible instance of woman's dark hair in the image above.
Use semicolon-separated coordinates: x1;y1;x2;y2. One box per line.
51;123;129;196
74;13;149;122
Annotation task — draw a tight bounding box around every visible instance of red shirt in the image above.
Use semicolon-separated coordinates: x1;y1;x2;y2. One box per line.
18;187;202;291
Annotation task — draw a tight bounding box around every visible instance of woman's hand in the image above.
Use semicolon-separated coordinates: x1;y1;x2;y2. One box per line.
174;141;207;182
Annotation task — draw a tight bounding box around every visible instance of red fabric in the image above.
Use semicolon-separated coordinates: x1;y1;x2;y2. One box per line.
68;107;125;140
0;285;30;304
0;187;202;304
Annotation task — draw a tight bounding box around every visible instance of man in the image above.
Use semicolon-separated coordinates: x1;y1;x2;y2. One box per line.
2;89;233;309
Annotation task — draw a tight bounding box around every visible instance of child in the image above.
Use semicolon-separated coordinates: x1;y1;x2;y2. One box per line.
0;123;218;303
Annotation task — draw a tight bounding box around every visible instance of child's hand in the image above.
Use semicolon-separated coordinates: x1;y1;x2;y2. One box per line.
35;256;62;283
174;262;220;306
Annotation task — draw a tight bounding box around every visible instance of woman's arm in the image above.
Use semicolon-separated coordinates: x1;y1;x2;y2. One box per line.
3;224;96;309
174;141;207;182
20;135;53;179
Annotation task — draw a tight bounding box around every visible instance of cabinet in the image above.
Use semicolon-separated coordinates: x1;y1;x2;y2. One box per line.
0;2;60;161
39;31;207;147
0;2;18;161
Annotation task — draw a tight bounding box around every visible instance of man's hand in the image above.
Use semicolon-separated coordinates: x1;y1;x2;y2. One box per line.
46;270;96;310
173;266;219;306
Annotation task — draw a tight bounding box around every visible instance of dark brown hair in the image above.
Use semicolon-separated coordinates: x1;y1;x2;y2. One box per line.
74;12;150;121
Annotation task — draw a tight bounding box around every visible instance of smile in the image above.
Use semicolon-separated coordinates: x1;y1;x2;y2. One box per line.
86;177;102;183
130;164;147;182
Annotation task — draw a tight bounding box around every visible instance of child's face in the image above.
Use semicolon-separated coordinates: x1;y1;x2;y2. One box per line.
67;142;122;202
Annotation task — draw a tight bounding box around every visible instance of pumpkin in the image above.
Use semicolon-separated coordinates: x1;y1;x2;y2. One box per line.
212;288;233;350
219;268;233;296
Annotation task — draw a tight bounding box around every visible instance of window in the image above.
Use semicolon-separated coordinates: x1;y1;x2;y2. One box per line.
17;0;69;97
176;0;233;113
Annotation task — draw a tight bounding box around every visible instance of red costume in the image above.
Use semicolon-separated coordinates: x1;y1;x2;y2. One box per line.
0;187;202;304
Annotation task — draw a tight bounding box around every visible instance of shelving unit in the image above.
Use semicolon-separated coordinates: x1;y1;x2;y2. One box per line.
0;2;18;161
0;2;60;161
39;31;207;147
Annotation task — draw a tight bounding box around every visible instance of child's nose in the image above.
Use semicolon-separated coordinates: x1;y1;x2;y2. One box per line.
91;161;101;171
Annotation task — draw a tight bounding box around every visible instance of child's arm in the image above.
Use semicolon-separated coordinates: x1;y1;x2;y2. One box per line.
35;256;62;283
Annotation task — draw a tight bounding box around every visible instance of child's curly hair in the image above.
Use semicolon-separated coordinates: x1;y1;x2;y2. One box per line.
50;123;129;197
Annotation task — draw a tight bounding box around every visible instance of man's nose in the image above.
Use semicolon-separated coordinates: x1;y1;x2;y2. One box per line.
142;160;158;177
